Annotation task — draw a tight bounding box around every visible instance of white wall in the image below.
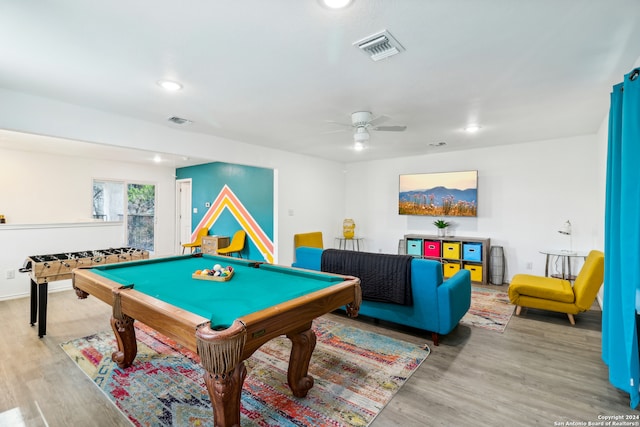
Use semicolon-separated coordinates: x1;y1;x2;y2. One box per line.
344;134;604;283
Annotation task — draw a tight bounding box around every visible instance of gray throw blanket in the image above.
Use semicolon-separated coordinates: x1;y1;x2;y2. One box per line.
320;249;413;305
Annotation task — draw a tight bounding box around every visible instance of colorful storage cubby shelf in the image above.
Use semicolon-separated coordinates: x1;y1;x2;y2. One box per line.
404;234;491;285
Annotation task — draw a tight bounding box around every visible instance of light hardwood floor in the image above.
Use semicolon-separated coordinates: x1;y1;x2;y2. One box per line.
0;286;635;426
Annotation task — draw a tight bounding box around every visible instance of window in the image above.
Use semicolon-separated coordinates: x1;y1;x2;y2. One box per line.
127;183;155;251
93;180;156;251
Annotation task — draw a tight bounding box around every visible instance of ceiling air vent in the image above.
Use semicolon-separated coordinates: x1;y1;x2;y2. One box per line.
353;30;405;61
167;116;192;125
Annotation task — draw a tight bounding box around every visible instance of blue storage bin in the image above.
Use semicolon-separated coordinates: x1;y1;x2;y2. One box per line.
463;242;482;261
407;239;422;256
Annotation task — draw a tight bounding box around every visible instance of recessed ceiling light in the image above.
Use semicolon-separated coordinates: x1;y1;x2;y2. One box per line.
157;80;183;91
153;155;162;163
320;0;352;9
464;124;481;133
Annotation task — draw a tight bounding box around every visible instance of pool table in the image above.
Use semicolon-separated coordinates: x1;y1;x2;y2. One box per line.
72;254;361;427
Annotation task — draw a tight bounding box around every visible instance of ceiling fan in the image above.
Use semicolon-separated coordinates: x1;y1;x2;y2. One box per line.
349;111;407;132
327;111;407;149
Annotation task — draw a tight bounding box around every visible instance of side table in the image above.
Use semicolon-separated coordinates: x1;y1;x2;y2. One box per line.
335;237;364;251
202;235;230;255
539;249;588;281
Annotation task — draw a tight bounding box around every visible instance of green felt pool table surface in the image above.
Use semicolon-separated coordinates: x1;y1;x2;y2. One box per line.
89;254;346;328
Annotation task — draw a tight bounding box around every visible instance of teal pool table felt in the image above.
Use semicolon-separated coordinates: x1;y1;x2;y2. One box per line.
90;255;345;328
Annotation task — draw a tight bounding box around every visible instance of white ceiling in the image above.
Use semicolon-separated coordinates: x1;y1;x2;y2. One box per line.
1;1;639;164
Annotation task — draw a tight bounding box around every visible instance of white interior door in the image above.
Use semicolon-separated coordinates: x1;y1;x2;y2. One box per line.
176;179;192;253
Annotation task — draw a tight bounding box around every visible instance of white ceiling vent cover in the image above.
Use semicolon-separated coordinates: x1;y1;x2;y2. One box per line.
354;30;405;61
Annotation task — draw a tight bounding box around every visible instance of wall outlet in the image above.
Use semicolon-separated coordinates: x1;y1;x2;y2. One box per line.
526;262;533;270
6;269;15;279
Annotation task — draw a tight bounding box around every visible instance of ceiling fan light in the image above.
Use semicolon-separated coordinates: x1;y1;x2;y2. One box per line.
354;127;370;142
354;141;365;151
464;124;481;133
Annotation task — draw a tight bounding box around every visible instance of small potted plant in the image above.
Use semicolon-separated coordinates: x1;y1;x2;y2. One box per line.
433;219;450;237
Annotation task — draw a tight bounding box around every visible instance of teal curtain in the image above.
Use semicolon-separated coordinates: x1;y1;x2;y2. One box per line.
603;67;640;408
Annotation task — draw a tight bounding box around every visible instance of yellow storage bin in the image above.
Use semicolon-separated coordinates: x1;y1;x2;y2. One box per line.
464;264;483;282
442;242;461;259
443;262;461;278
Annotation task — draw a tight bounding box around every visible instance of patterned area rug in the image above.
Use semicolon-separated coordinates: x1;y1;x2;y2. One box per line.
460;286;515;333
60;317;429;427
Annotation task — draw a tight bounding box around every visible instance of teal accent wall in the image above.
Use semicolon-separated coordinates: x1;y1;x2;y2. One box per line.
176;162;274;260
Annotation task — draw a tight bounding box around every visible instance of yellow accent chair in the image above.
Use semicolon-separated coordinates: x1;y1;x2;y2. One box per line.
293;232;324;262
508;250;604;325
181;227;209;254
217;230;246;258
293;232;324;250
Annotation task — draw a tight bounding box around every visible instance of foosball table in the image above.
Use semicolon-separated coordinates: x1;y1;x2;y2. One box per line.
20;247;149;337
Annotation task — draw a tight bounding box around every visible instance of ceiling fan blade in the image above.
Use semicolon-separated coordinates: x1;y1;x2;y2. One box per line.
368;114;390;126
373;125;407;132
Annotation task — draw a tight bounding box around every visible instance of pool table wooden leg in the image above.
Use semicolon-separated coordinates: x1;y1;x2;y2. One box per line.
203;362;247;427
110;314;138;369
286;324;317;398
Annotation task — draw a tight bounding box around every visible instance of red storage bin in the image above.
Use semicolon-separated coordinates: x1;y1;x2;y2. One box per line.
423;240;441;258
